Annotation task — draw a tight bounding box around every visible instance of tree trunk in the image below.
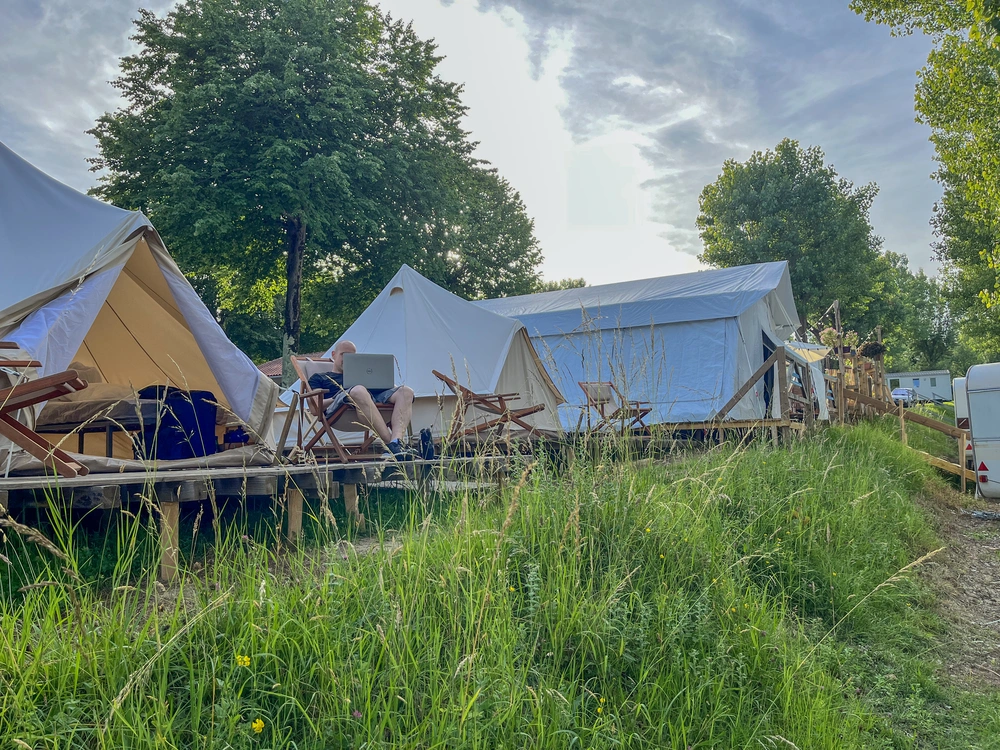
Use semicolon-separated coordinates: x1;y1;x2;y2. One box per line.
282;216;306;387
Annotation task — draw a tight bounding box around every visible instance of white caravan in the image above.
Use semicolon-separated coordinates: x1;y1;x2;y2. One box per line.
965;363;1000;499
885;370;953;402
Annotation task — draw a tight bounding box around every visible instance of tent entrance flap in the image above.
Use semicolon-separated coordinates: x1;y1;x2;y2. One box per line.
73;236;228;408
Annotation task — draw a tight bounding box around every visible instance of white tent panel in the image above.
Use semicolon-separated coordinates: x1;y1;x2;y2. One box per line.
7;260;125;379
533;317;739;427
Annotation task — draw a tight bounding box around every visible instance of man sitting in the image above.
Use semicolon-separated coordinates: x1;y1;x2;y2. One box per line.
307;340;416;459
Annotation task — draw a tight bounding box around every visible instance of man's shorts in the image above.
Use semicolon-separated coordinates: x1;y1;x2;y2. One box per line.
308;373;399;418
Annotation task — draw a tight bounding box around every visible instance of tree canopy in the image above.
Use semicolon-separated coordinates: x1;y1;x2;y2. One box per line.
852;0;1000;368
89;0;542;367
697;139;885;331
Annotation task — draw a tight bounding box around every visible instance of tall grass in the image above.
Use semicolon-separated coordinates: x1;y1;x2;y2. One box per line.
1;424;997;747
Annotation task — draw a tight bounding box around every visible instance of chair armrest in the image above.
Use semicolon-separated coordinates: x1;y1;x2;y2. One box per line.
301;388;328;399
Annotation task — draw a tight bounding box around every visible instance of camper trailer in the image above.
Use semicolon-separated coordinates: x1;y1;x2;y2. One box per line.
954;376;973;471
885;370;952;403
965;363;1000;500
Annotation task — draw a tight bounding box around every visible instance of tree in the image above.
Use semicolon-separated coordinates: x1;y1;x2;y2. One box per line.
533;277;587;293
89;0;541;371
697;139;885;331
852;0;1000;371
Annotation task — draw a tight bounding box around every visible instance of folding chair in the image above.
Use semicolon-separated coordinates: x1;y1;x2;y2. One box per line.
0;358;91;477
290;356;395;463
578;381;652;433
432;369;545;441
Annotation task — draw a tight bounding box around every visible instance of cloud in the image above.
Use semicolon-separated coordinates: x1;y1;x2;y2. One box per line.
473;0;941;270
0;0;942;283
0;0;174;191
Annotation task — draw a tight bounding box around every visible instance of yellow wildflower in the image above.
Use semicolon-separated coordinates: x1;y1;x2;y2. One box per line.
236;654;250;668
251;718;264;734
645;527;651;533
509;586;515;592
597;707;603;714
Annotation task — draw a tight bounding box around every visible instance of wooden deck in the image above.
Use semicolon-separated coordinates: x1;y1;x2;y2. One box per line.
0;456;509;582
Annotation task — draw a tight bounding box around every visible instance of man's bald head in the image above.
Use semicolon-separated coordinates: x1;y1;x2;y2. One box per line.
331;340;356;371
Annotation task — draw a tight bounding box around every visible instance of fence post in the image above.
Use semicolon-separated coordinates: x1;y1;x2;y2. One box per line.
960;434;967;494
899;400;907;446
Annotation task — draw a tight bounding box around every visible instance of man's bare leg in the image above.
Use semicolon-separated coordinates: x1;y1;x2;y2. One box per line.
347;386;392;444
388;386;414;443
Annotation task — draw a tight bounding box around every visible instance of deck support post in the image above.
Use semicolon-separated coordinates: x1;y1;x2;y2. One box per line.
286;488;304;544
343;483;365;531
159;484;181;583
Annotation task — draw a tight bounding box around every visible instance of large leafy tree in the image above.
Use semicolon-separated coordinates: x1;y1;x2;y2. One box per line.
697;139;886;331
89;0;541;371
852;0;1000;368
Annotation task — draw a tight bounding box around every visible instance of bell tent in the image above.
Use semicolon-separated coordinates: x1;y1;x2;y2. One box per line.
279;265;564;441
0;141;279;457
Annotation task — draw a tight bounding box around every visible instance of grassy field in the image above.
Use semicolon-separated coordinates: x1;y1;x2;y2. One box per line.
2;424;999;748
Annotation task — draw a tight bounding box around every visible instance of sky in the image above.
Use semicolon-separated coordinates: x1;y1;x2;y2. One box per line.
0;0;940;285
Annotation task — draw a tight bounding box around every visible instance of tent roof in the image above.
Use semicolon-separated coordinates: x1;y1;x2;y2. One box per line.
332;265;562;399
474;261;799;338
0;141;152;322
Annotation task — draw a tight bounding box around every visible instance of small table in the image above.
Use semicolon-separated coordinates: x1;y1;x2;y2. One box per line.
36;401;163;458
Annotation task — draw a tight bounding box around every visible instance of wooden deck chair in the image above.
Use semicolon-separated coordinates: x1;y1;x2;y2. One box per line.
291;356;395;463
432;370;545;442
0;363;91;478
578;381;652;433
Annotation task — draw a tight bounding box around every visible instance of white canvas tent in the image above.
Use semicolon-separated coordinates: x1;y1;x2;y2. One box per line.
276;265;563;442
0;141;278;457
474;261;801;429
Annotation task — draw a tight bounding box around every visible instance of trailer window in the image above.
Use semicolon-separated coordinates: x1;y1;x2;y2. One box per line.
913;378;920;387
889;378;900;388
930;377;937;387
969;392;1000;440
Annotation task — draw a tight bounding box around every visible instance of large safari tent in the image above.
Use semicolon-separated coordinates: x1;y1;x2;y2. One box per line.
0;141;278;466
475;262;801;429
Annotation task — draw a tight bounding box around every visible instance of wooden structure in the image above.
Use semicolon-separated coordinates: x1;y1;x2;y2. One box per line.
290;356;395;462
0;455;506;582
432;369;545;442
0;349;91;478
578;381;652;433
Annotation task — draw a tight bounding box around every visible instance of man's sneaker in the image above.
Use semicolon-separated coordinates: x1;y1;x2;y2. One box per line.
382;439;415;461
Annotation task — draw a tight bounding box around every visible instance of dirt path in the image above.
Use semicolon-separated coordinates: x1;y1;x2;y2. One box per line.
923;489;1000;687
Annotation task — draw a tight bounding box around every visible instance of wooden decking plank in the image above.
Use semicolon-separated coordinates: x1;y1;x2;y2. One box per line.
0;456;497;492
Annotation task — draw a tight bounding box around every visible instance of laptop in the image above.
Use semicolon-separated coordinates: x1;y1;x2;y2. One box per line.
342;353;395;391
